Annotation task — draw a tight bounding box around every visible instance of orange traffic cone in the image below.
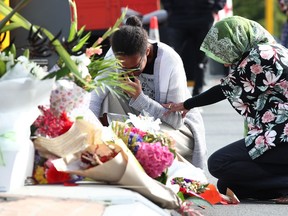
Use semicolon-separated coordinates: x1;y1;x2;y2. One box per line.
149;16;160;41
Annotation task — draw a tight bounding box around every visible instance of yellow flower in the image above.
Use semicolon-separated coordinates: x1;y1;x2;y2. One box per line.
34;165;48;184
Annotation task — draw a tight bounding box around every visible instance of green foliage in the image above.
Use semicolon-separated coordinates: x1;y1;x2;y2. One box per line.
187;196;213;208
154;171;168;184
233;0;287;39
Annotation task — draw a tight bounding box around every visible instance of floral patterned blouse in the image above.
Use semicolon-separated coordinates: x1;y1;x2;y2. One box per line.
220;44;288;159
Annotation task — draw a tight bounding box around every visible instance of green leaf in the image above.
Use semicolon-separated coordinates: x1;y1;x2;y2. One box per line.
0;1;39;35
77;26;86;37
68;0;78;29
0;148;4;166
23;49;30;58
9;44;17;58
0;0;31;30
0;60;6;77
0;131;16;166
186;197;213;208
92;7;127;47
72;31;91;52
0;23;22;33
39;27;83;78
43;67;71;80
177;192;186;201
0;131;16;141
154;171;168;184
67;21;77;43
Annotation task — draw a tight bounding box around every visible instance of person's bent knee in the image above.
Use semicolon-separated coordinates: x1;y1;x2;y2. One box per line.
207;151;224;178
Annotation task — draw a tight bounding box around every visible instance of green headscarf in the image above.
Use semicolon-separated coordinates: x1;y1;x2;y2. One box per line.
200;16;276;64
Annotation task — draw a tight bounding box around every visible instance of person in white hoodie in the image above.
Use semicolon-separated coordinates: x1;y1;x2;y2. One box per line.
89;15;207;169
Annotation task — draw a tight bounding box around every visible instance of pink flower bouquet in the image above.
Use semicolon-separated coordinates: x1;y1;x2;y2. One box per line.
111;114;176;184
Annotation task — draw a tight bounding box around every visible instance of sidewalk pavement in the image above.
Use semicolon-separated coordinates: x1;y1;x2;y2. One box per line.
199;73;288;216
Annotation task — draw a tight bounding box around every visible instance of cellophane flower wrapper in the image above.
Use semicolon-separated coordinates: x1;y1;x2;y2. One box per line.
0;68;54;192
50;79;91;117
51;123;181;209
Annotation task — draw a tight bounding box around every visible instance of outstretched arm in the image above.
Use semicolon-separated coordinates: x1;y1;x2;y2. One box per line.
163;84;226;113
184;84;225;109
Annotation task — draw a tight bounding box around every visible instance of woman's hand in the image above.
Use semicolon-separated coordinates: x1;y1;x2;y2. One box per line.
123;76;142;99
162;102;189;117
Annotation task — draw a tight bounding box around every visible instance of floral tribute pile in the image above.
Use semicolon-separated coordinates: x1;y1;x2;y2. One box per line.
0;0;128;191
30;108;238;214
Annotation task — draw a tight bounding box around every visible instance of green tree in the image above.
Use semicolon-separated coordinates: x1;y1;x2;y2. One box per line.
233;0;286;39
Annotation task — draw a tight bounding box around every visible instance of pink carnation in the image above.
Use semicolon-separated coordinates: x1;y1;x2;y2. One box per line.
135;142;174;178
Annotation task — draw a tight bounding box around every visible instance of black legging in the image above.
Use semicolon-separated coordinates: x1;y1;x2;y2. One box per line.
208;139;288;199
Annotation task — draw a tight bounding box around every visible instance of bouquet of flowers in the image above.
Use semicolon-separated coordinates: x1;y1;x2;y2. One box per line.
31;106;75;184
111;113;176;184
170;177;222;214
0;45;54;191
32;117;120;185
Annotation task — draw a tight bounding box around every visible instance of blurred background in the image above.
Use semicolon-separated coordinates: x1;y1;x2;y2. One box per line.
1;0;287;71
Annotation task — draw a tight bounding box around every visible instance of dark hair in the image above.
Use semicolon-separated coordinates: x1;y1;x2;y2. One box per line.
110;15;148;56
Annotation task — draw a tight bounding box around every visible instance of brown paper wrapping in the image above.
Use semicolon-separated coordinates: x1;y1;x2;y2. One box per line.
33;119;103;158
34;119;181;209
54;138;181;209
116;139;181;209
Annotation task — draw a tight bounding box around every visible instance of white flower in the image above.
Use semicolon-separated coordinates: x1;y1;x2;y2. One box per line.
17;55;29;64
70;54;91;78
125;112;162;132
0;52;14;62
0;52;48;81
